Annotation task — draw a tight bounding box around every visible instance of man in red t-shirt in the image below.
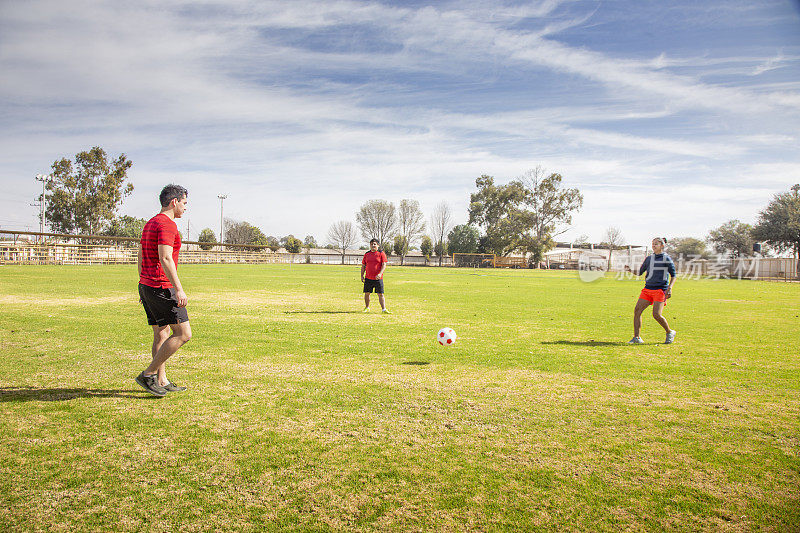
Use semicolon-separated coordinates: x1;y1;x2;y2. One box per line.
361;238;389;313
135;184;192;397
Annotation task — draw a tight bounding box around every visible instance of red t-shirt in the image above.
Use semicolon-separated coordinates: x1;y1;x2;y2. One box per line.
362;250;387;280
139;213;181;288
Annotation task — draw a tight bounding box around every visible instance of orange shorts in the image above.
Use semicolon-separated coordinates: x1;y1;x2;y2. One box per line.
639;288;667;304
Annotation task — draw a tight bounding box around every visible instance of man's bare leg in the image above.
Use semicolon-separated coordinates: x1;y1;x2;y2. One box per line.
151;325;171;386
144;321;191;376
378;293;386;311
364;292;370;309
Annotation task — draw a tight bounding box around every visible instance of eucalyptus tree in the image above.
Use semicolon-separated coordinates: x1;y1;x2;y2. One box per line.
43;146;134;235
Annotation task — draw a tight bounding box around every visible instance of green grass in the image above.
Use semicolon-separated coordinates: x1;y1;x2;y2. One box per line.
1;264;798;532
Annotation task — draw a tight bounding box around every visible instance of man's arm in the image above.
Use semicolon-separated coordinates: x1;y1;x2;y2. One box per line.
361;263;366;282
137;246;143;277
377;262;387;279
158;244;187;307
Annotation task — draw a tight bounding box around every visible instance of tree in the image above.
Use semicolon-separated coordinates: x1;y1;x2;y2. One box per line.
430;201;453;266
468;175;528;256
197;228;217;251
600;226;626;271
304;235;318;248
327;220;358;264
448;224;480;254
393;235;408;257
572;234;590;248
666;237;708;259
43;146;134;235
519;167;583;266
396;199;425;265
102;215;146;240
469;169;582;265
420;235;433;258
707;220;753;258
224;219;268;251
265;235;280;252
285;236;303;254
753;185;800;275
356;200;397;248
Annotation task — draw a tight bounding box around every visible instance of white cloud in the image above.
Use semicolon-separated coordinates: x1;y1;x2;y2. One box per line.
1;0;798;244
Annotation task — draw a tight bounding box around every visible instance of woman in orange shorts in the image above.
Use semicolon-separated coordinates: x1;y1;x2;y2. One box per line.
629;237;677;344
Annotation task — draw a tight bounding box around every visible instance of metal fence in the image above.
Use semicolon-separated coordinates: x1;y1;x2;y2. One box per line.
595;254;798;281
673;256;798;281
0;229;794;279
0;230;451;267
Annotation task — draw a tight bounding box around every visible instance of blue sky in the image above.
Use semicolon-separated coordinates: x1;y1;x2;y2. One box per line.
1;0;799;246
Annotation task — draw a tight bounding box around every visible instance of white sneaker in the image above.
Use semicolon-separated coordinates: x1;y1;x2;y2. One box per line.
665;330;676;344
628;336;644;344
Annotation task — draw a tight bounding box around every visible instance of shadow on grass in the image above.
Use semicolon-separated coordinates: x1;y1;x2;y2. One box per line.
283;311;361;314
402;361;430;366
0;386;150;402
541;340;621;346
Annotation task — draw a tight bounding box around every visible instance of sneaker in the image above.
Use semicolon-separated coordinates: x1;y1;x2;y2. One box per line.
381;308;390;314
665;330;676;344
627;336;644;344
135;372;167;397
162;381;187;392
362;307;370;312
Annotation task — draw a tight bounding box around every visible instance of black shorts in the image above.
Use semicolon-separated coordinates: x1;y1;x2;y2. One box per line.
363;278;384;294
139;283;189;326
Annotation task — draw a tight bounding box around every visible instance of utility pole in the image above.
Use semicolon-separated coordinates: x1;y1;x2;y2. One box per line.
217;194;227;249
34;174;51;241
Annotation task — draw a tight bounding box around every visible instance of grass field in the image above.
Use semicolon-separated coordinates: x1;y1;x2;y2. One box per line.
1;264;798;532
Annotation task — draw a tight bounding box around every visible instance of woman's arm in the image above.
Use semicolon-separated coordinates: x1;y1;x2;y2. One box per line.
638;256;649;276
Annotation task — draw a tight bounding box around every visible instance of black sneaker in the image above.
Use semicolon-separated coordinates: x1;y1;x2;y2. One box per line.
162;381;187;392
135;372;167;397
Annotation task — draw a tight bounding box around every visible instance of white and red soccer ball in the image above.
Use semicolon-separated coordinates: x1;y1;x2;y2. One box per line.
437;327;457;346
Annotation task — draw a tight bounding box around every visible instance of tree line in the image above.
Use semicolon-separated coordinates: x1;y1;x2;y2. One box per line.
35;147;800;272
327;199;449;265
666;202;800;263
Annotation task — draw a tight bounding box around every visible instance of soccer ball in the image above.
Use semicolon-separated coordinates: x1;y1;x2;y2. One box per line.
437;327;457;346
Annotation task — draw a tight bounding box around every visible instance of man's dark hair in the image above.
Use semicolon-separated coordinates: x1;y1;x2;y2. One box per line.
369;238;379;245
159;184;188;207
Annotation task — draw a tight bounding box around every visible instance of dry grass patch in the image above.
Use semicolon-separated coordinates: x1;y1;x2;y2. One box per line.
0;294;130;306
